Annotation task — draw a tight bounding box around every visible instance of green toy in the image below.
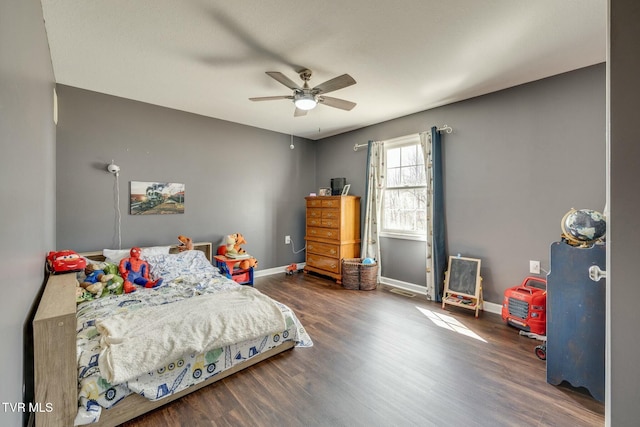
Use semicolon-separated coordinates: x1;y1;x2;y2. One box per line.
103;262;124;295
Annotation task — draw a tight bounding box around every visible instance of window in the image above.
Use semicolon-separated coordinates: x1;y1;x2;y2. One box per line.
381;134;427;239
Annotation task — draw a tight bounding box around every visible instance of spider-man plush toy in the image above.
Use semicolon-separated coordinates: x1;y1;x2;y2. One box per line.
118;247;163;293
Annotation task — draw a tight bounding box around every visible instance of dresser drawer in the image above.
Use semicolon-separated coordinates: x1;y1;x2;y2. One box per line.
306;241;340;258
306;198;323;208
307;212;339;228
307;227;339;240
321;218;339;228
322;209;339;219
321;199;340;208
307;216;323;227
307;208;322;219
307;254;340;273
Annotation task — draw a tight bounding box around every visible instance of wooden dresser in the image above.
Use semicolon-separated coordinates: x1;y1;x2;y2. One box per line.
304;195;361;284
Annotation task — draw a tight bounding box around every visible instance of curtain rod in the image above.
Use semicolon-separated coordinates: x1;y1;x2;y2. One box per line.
353;125;453;151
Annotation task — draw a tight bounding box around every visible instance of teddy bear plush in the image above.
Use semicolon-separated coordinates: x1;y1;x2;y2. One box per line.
80;264;115;297
177;235;193;252
76;281;92;303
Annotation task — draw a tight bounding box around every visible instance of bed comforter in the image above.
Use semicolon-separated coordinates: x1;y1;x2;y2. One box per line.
74;250;312;425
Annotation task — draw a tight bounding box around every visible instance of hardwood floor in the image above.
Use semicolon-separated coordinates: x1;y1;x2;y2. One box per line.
121;272;604;427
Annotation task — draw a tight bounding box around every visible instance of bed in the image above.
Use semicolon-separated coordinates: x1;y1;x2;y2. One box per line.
33;242;312;427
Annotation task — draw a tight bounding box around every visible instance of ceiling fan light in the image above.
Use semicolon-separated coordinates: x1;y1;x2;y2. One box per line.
294;94;317;110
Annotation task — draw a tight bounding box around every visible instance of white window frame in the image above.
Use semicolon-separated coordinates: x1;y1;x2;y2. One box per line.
380;133;427;241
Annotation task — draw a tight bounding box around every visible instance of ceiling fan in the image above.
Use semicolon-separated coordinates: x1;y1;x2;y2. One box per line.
249;69;356;117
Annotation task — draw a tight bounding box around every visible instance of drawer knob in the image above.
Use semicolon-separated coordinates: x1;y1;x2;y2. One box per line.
330;249;336;254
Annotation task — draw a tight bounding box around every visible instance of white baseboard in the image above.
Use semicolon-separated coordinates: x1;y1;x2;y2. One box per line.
379;276;502;315
254;263;306;278
482;301;502;315
254;269;502;315
379;276;428;296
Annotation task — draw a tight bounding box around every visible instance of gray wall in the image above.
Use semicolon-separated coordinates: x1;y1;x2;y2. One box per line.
608;0;640;424
0;1;56;426
316;64;606;304
55;86;313;268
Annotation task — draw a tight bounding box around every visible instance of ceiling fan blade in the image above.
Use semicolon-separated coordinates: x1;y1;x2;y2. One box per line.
249;95;293;102
266;72;301;90
312;74;356;94
318;96;356;111
294;108;308;117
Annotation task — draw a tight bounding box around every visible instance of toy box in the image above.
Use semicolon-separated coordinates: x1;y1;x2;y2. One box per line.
501;276;547;335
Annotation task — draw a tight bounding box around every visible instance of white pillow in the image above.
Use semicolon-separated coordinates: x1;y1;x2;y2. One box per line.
103;249;130;264
142;246;172;257
103;246;171;264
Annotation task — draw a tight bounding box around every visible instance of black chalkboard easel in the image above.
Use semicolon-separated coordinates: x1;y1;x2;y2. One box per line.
442;256;483;317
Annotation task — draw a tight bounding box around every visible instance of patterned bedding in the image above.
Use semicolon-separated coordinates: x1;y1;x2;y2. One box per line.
74;250;312;426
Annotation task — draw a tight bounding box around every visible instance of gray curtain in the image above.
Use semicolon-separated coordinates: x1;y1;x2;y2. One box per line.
421;128;447;301
431;126;447;301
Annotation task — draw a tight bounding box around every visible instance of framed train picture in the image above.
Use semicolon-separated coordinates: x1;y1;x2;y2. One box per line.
130;181;185;215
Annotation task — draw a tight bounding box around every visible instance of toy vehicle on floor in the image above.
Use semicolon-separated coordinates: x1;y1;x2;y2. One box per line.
47;250;86;274
535;342;547;360
501;276;547;336
285;263;298;275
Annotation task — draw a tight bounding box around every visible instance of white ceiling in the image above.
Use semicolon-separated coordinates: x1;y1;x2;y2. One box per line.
41;0;606;140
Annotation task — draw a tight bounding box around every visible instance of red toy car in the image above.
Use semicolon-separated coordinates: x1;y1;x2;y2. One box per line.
502;276;547;336
47;250;86;274
285;263;298;275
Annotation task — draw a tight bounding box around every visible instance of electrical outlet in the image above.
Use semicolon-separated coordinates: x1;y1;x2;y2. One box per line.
285;235;291;245
529;260;541;275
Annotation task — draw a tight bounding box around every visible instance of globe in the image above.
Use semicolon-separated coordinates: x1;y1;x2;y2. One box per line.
561;208;606;246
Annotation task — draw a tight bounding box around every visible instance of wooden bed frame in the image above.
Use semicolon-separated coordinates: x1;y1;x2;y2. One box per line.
33;242;295;427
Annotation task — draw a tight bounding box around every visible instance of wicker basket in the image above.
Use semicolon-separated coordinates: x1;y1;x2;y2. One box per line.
341;258;378;291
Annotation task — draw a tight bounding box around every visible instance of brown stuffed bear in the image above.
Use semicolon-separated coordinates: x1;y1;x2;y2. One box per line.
80;264;114;296
177;235;193;251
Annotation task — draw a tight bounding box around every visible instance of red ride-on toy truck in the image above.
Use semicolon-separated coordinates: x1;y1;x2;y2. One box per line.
502;276;547;336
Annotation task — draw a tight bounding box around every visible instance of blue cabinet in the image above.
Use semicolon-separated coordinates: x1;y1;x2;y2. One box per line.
546;241;605;402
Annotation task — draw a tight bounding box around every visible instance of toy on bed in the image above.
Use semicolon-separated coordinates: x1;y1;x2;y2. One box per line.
76;282;92;303
177;235;193;251
102;263;125;294
77;262;125;301
119;247;163;293
79;264;114;297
